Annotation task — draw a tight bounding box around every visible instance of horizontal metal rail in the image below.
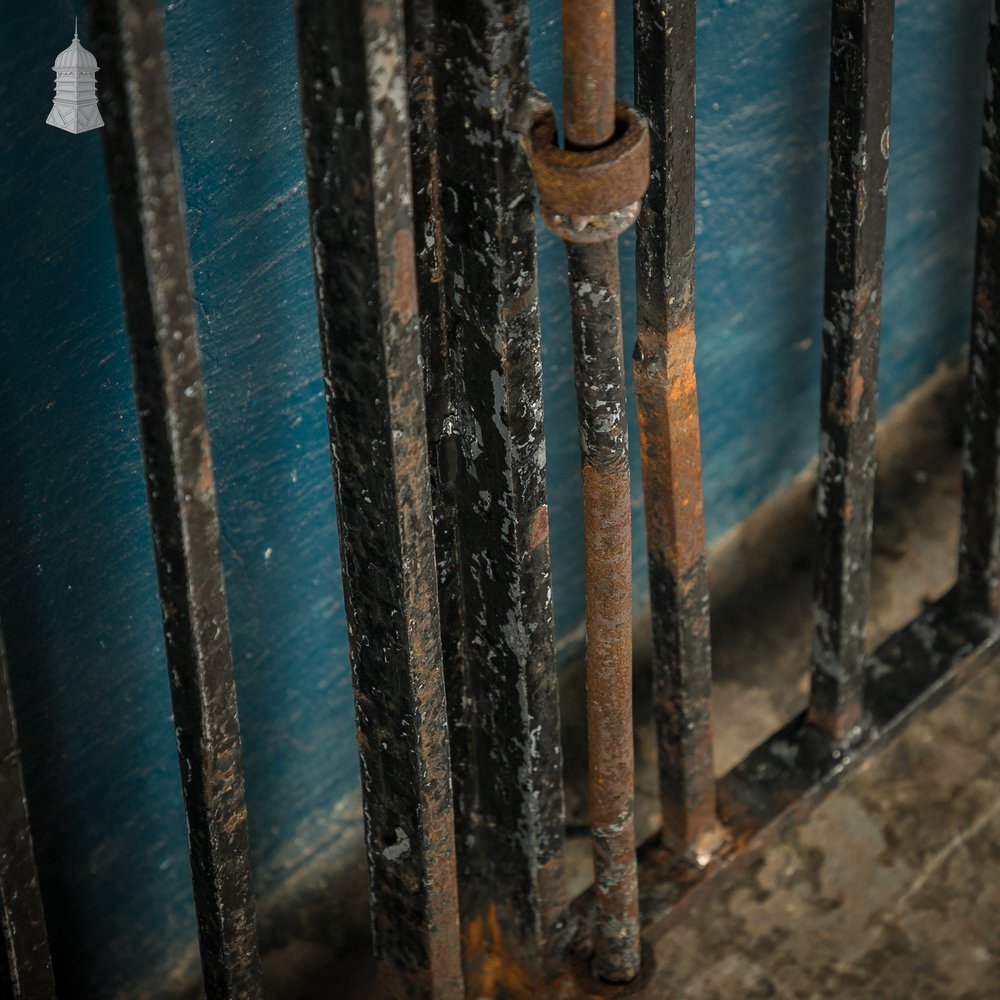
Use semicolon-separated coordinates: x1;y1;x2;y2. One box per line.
573;591;999;947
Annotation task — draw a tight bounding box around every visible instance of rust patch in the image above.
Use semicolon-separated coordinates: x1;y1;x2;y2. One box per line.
827;356;865;424
634;316;706;578
807;697;862;742
462;902;536;999
527;103;650;222
388;228;418;322
529;503;551;551
581;462;640;983
845;357;865;421
561;0;617;148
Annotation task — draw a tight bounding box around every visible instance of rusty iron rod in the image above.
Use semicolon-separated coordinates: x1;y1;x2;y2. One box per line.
562;0;616;149
0;627;56;1000
567;239;641;983
959;0;1000;615
633;0;719;863
809;0;895;741
527;0;649;983
88;2;263;995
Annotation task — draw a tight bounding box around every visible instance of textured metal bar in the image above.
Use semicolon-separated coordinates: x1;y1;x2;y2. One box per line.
959;1;1000;615
0;629;56;1000
87;3;262;996
295;2;464;995
567;241;641;983
562;0;616;149
633;0;718;864
524;0;646;983
810;0;895;740
405;0;572;991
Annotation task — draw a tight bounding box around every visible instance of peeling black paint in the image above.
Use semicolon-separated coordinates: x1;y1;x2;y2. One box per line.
405;0;573;992
811;0;896;740
960;0;1000;615
633;0;719;864
88;2;263;996
295;1;464;996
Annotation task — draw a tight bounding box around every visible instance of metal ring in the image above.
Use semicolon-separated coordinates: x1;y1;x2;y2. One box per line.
526;100;650;243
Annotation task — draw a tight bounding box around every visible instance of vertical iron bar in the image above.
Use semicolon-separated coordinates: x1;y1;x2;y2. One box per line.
87;2;263;996
295;1;464;995
0;629;56;1000
566;239;641;983
406;0;572;991
810;0;895;740
959;0;1000;615
532;0;644;982
633;0;719;863
562;0;616;149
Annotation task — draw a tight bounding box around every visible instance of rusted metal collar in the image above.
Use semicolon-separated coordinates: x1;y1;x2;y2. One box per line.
526;99;650;244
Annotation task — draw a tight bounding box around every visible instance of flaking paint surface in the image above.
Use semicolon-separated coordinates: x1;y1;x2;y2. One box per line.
0;0;992;993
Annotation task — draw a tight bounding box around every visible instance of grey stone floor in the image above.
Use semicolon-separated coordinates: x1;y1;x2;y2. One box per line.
642;658;1000;1000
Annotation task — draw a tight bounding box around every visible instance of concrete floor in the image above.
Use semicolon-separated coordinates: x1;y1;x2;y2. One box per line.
255;362;999;998
643;662;1000;999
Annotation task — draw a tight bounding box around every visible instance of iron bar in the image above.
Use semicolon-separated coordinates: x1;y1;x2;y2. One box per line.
633;0;719;864
405;0;572;991
526;1;650;982
562;0;616;150
87;2;263;996
810;0;896;740
959;0;1000;615
0;628;56;1000
568;239;641;983
295;1;464;995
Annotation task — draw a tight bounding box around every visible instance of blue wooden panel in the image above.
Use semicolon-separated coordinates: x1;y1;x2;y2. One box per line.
0;0;991;993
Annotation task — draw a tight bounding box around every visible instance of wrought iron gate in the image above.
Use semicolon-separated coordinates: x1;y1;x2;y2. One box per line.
2;0;999;997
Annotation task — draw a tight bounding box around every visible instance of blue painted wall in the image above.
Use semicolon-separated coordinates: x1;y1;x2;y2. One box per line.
0;0;989;994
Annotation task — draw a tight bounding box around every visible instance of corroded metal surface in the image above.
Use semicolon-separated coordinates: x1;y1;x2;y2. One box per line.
810;0;896;740
567;240;641;984
632;0;719;863
524;0;647;983
405;0;573;993
295;1;464;995
562;0;617;150
0;629;55;999
960;0;1000;615
88;2;263;996
528;103;649;240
